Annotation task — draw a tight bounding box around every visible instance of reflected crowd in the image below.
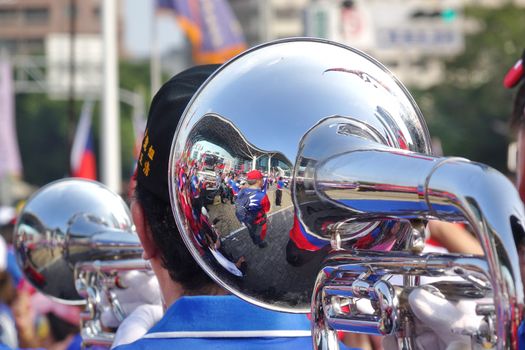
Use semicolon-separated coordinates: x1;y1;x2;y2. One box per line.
0;218;89;350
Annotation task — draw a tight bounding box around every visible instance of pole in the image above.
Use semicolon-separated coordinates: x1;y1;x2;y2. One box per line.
150;4;161;98
258;0;271;43
67;0;76;175
0;50;11;206
102;1;121;193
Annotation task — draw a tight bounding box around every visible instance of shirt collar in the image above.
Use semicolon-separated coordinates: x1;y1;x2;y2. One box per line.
147;295;311;336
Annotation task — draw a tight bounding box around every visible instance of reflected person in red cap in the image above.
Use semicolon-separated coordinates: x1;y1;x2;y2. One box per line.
234;170;271;248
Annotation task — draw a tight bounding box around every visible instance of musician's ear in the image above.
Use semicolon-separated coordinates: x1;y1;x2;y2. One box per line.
131;200;158;260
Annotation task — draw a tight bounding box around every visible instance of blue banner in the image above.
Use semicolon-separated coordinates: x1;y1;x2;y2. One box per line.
157;0;247;64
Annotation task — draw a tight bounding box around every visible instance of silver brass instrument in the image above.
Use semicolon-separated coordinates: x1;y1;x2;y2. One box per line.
14;178;150;346
168;38;525;349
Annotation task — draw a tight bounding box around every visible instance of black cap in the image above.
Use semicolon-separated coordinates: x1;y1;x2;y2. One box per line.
136;64;221;203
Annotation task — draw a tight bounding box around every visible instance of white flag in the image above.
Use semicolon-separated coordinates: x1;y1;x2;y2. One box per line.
0;58;22;178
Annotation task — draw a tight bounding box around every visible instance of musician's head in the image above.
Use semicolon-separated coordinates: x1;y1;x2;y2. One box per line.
131;65;223;302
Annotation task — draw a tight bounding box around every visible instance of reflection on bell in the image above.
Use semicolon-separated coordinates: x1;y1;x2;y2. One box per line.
168;38;432;312
14;178;139;304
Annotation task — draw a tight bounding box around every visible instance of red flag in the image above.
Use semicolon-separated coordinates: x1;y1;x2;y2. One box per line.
70;100;97;180
503;57;523;89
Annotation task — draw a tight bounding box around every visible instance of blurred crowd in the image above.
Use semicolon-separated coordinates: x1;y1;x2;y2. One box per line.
0;207;84;350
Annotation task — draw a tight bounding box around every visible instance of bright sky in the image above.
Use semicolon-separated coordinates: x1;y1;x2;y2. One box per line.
123;0;185;58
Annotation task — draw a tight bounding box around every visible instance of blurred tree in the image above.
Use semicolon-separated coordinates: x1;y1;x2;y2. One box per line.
16;94;70;185
16;59;151;187
411;4;525;172
118;59;152;182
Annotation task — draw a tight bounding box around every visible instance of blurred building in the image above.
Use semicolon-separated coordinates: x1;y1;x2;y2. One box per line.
229;0;523;88
0;0;124;97
303;0;466;88
229;0;464;87
0;0;123;56
229;0;308;47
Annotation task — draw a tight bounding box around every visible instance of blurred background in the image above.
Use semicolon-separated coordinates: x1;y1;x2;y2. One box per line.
0;0;524;214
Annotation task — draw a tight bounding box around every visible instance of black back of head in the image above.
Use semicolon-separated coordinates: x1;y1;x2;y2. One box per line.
136;64;221;203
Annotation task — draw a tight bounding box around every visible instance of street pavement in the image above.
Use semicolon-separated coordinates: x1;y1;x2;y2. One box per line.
206;187;325;309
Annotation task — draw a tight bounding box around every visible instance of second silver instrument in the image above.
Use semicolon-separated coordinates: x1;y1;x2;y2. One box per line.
14;178;151;346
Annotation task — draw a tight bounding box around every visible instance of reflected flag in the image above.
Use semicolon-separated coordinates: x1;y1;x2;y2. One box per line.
157;0;247;64
70;100;97;180
289;214;327;251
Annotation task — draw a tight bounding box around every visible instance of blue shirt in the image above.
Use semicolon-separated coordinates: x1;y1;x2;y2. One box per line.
113;295;315;350
229;179;240;194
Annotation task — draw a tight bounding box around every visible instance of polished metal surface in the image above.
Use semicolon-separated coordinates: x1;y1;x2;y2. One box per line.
312;251;491;336
168;38;525;349
13;179;149;347
76;258;152;346
314;149;525;349
14;178;140;304
168;38;431;312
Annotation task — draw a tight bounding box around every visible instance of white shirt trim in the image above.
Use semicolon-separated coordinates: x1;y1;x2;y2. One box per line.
143;330;312;339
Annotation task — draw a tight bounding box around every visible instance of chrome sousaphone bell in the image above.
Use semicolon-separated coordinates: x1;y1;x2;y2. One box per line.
168;38;525;349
